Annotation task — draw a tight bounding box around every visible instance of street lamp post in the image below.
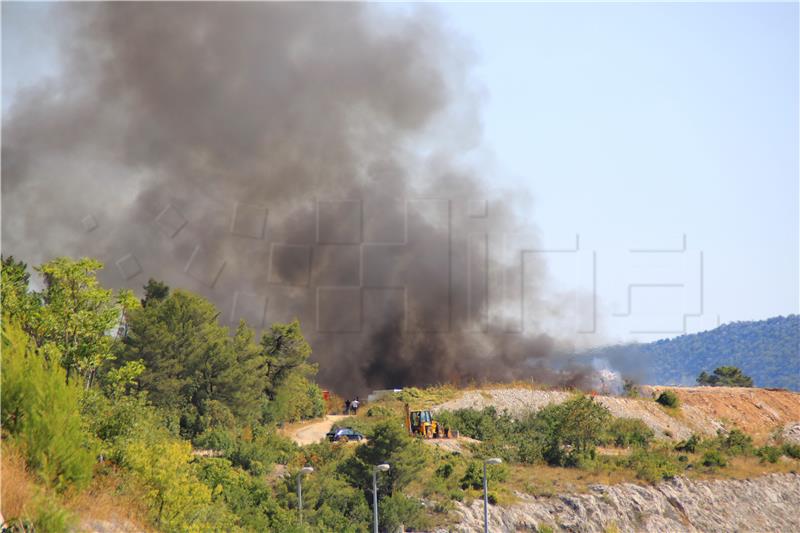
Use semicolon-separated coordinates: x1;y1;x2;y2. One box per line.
297;466;314;526
483;458;502;533
372;463;391;533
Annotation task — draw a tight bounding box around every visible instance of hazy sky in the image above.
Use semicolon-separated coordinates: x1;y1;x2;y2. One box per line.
3;2;798;345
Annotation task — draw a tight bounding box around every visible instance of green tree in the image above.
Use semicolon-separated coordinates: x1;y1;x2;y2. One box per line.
1;255;41;338
122;436;224;532
340;420;426;515
697;366;754;387
32;257;123;387
530;395;612;466
121;290;267;436
142;278;170;307
1;322;95;491
260;319;316;400
656;390;680;408
220;320;269;424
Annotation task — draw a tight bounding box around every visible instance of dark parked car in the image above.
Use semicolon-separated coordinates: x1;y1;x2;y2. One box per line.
326;427;365;443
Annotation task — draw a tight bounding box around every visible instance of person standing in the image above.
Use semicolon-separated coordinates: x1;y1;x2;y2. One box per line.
344;399;351;415
351;397;360;415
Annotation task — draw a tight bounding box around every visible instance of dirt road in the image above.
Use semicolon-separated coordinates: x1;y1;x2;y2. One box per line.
289;415;348;445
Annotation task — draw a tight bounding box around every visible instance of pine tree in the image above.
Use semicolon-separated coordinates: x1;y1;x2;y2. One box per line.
1;321;95;491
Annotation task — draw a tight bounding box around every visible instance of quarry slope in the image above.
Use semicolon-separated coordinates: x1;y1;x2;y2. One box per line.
441;473;800;533
433;386;800;442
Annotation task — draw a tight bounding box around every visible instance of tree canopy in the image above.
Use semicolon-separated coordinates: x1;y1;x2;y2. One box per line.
697;366;754;387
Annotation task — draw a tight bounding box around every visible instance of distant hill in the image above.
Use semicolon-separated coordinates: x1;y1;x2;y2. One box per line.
584;315;800;391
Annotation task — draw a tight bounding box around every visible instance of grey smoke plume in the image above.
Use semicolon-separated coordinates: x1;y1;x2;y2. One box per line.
3;2;593;394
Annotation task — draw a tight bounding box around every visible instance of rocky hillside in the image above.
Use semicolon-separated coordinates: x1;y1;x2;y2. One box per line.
434;386;800;442
442;473;800;533
641;385;800;441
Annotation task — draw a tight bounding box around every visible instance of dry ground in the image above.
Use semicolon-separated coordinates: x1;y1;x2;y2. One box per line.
642;385;800;442
281;414;348;445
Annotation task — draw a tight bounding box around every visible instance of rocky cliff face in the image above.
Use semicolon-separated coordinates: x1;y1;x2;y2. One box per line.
441;473;800;532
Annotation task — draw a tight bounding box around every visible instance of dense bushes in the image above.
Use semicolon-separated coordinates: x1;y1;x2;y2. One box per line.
756;446;782;464
459;460;508;490
122;437;224;532
604;418;654;448
440;395;613;467
533;396;611;466
782;443;800;459
0;256;352;532
436;406;512;442
263;374;325;424
714;429;753;455
701;449;727;468
626;447;679;482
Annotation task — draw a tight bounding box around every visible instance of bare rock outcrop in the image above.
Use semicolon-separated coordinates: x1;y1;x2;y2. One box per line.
440;473;800;532
782;422;800;445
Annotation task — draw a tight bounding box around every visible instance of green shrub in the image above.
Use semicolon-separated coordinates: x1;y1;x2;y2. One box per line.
436;407;506;442
122;432;243;532
605;418;654;448
675;434;701;453
263;374;325;424
379;493;427;532
656;391;679;408
782;443;800;459
459;460;508;490
716;429;753;456
457;461;477;490
366;405;394;418
534;395;612;466
229;427;297;473
757;446;782;464
436;462;454;479
627;448;679;483
81;389;170;464
701;449;727;468
1;323;95;491
194;428;237;453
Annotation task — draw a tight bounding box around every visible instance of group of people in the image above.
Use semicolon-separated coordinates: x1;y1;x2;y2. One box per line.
344;397;360;415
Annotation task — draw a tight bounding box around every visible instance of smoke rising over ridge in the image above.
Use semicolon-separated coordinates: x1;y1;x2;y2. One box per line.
3;3;593;393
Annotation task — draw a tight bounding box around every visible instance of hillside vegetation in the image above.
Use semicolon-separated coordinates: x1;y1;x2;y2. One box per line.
586;315;800;390
2;255;798;533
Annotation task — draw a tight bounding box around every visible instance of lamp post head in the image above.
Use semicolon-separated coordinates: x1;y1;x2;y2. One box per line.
484;458;503;465
375;463;391;472
299;466;314;476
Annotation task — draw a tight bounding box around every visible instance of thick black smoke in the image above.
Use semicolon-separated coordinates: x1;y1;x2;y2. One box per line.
2;3;594;394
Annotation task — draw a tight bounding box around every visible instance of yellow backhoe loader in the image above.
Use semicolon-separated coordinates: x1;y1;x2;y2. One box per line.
404;403;455;439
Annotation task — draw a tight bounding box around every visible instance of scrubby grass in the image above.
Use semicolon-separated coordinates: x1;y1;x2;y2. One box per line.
468;380;548;392
64;468;153;532
393;385;462;407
